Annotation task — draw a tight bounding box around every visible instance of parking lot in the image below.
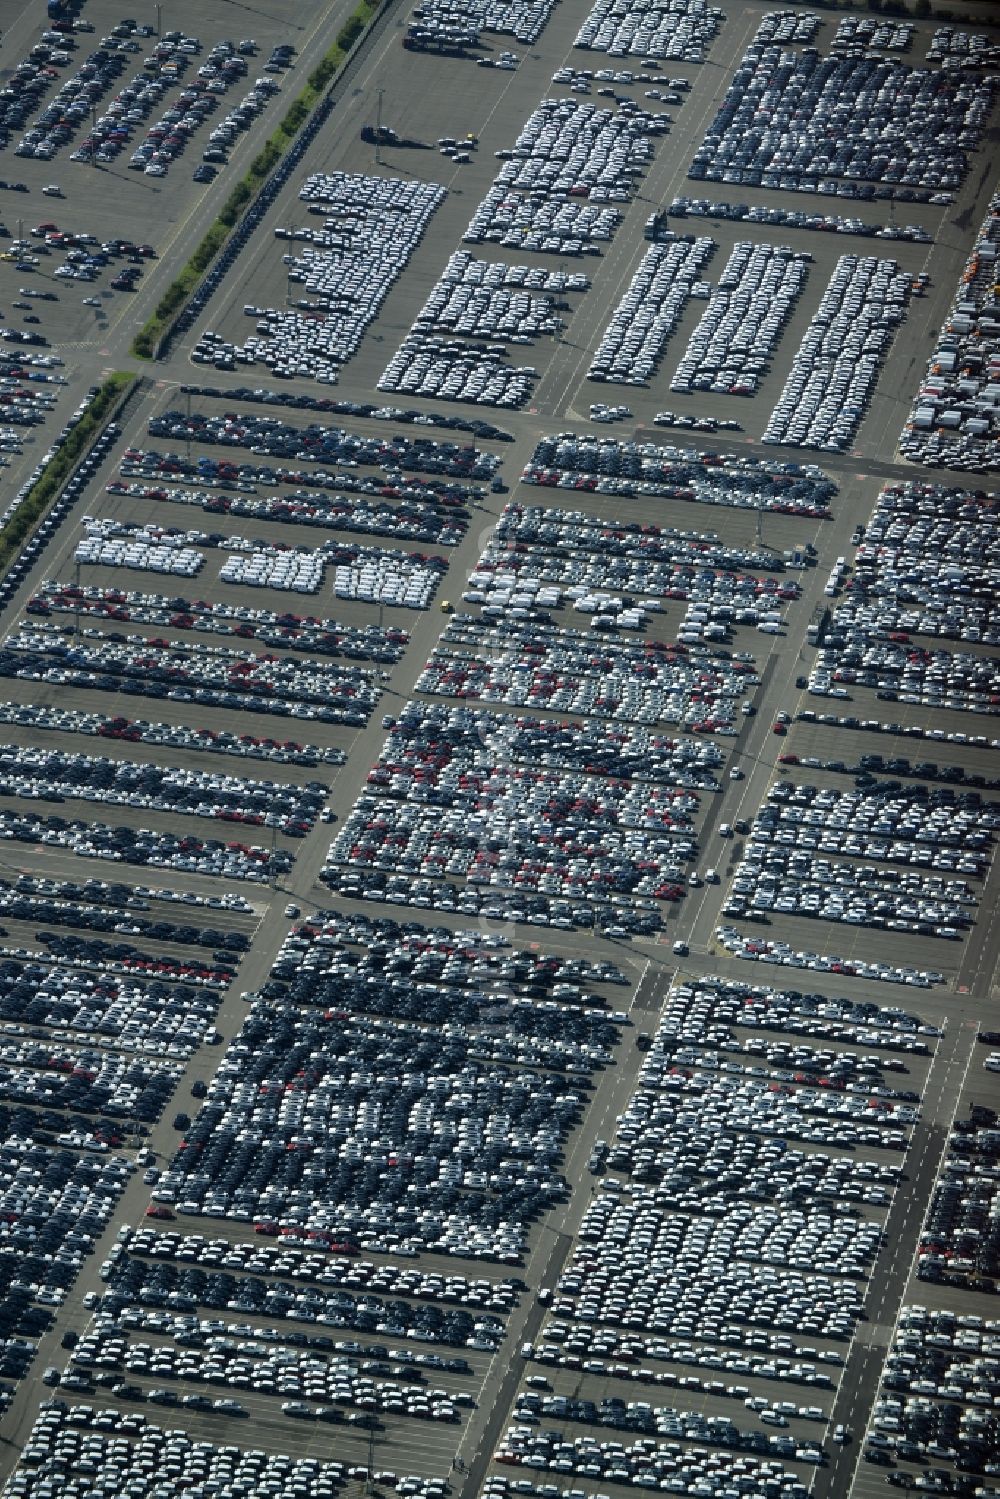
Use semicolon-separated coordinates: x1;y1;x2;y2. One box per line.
0;0;995;1494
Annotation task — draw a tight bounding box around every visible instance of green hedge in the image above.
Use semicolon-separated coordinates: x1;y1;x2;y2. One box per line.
0;373;139;576
132;0;381;360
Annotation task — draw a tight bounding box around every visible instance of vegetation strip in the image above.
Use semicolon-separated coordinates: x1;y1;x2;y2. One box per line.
0;372;139;576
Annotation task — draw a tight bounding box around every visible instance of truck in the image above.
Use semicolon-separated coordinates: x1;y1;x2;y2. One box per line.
360;124;398;146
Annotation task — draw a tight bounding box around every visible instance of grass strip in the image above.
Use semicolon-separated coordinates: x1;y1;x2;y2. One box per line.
132;0;381;359
0;372;139;576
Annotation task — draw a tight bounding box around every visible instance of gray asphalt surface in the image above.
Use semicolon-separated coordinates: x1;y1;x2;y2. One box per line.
0;0;995;1494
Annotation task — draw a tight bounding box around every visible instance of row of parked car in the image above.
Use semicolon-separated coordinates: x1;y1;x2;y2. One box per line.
417;614;755;730
0;1034;181;1128
589;237;714;386
475;499;798;611
74;521;204;578
527;1306;847;1389
173;75;342;346
513;1384;826;1454
0;805;293;884
179;380;512;444
0;1139;128;1378
147;987;582;1260
320;863;658;934
14;41;128;161
331;549;445;608
0;742;325;835
146;408;501;478
0;408;117;594
325;773;692;923
0;880;249;947
875;1303;1000;1473
127;477;470;548
0;380;57;430
724;841;977;938
752;779;994;871
78;517;425;588
375;702;723;790
836;482;998;647
670;242;809;396
64;1317;471;1424
796;706;998;755
810;631;1000;714
488;1451;809;1499
15;1403;446;1499
2;872;251;918
918;1115;1000;1298
929;24;1000;68
1;625;382;728
831;15;914;51
753;9;821;44
497;93;665;196
410;251;581;345
278;890;622;962
386;90;676;402
59;33;244;175
668;194;933;242
690;44;991;195
119;1225;518;1313
656;972;935;1055
28;582;409;662
264;928;624;1086
465;185;620;256
328;751;700;910
615;1047;915;1165
0;953;221;1056
899;189;999;473
893;1301;1000;1394
862;1096;1000;1484
0;696;345;770
780;743;1000;794
574;0;723;60
0;24;89;144
408;0;557;48
21;932;235;990
762;254;912;451
500;973;936;1485
193;173;445;385
522;432;836;515
379;338;540;409
191;51;280;183
715;926;945;988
